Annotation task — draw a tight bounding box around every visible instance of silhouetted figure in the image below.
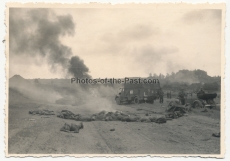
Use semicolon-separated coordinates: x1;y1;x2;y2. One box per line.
178;89;186;105
166;91;169;98
158;88;164;104
198;88;205;95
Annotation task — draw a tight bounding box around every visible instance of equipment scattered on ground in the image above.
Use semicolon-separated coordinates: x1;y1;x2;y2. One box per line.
60;122;83;133
29;110;55;115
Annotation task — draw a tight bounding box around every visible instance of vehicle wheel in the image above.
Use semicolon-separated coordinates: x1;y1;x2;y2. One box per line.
193;101;202;108
134;97;139;104
116;97;121;105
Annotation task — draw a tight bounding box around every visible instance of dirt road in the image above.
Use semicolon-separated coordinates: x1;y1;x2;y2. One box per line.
8;96;220;154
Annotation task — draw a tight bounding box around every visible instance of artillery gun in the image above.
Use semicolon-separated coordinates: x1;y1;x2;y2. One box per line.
193;93;217;109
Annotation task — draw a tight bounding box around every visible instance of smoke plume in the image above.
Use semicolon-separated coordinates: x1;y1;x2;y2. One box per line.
9;8;91;78
68;56;91;78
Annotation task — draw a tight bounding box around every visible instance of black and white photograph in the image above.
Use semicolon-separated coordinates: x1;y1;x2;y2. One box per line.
5;3;225;157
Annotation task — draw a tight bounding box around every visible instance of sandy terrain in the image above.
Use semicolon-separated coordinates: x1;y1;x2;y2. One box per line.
8;91;220;154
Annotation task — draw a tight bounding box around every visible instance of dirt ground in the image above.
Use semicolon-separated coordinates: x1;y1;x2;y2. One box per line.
8;93;220;154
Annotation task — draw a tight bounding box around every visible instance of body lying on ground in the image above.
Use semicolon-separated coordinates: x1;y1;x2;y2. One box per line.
60;122;84;133
29;110;55;115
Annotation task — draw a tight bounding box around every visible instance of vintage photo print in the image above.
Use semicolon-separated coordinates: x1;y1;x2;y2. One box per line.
5;3;225;157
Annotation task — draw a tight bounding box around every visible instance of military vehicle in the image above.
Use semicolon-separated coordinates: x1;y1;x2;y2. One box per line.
115;81;161;105
180;91;217;109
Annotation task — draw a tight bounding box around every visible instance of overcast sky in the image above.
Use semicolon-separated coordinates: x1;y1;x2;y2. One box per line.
9;7;222;79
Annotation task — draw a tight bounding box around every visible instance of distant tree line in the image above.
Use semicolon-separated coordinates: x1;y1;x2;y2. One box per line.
148;69;221;91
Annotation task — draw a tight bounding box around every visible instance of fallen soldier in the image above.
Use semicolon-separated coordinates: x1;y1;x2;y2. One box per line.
29;110;55;115
57;110;171;124
60;122;83;133
57;110;81;120
155;117;167;124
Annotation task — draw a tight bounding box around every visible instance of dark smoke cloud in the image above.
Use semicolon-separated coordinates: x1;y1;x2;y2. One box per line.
10;8;91;78
10;9;74;70
68;56;91;78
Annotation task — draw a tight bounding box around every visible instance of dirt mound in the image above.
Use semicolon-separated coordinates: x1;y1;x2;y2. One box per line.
9;75;29;86
9;75;62;104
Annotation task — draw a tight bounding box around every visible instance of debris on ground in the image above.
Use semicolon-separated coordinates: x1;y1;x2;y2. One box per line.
212;132;220;137
29;110;55;115
110;128;115;131
60;122;83;133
